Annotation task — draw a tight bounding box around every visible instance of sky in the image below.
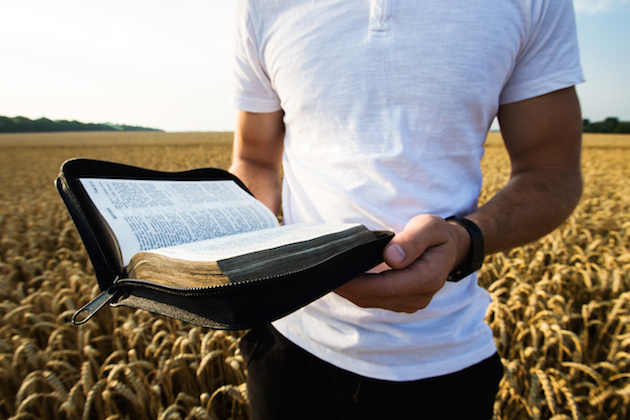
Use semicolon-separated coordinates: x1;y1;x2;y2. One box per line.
1;0;629;133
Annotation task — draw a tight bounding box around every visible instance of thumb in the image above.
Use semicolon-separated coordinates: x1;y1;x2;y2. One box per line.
383;242;407;268
383;225;424;269
382;215;443;269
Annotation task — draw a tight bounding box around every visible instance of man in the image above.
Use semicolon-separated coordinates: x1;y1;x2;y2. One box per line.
229;1;584;418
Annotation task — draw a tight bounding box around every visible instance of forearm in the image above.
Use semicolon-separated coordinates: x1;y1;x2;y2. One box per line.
466;165;582;255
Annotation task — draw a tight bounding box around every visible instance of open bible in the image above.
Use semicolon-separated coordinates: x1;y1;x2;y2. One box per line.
56;159;393;329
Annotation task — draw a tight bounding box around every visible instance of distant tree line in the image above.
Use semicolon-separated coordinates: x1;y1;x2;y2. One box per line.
583;117;630;134
0;115;162;133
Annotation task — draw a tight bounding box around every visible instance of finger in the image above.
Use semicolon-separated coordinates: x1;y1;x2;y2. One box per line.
335;273;389;303
336;265;440;313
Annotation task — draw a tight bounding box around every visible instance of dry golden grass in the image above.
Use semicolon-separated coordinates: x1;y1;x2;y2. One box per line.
0;131;628;419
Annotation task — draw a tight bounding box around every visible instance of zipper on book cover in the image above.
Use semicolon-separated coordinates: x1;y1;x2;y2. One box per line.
71;284;120;325
117;259;367;296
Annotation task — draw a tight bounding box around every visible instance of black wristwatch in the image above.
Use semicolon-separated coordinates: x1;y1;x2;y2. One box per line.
445;216;485;282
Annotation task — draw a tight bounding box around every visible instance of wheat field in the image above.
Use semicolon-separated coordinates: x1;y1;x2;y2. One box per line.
0;131;628;419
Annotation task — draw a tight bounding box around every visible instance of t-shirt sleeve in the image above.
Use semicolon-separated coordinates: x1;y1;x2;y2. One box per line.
231;0;282;113
499;0;585;105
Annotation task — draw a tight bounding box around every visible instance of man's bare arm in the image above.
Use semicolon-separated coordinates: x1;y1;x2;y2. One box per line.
336;87;583;312
229;110;285;215
467;86;583;254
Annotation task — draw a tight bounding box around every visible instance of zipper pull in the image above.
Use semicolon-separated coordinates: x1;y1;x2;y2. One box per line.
72;285;119;325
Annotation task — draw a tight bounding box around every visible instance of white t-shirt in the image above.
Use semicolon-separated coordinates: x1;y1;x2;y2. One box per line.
232;0;584;381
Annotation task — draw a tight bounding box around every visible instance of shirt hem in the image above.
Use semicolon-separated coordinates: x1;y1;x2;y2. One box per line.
232;95;282;113
499;68;585;105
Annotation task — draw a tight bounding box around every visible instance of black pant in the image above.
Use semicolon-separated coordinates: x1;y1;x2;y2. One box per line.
239;324;503;420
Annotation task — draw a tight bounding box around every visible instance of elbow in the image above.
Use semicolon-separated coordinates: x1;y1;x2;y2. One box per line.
562;166;584;221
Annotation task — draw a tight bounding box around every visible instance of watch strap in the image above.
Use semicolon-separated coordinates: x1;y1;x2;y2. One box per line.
445;216;485;282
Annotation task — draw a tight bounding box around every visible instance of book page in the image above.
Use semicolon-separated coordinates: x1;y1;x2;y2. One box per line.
144;222;361;262
79;178;279;265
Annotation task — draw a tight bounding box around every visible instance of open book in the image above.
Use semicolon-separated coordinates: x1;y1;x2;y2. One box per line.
56;159;393;329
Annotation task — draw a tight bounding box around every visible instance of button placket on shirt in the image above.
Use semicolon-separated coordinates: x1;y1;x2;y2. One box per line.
369;0;396;33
